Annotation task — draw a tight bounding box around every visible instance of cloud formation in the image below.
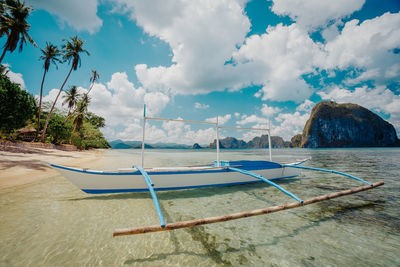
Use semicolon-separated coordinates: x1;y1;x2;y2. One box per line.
194;102;210;109
27;0;103;34
320;12;400;85
271;0;365;30
233;23;322;102
4;65;26;89
114;0;251;95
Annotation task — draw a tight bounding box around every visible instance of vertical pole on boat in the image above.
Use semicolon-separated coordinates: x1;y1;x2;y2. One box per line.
216;116;220;167
141;104;146;167
268;120;272;161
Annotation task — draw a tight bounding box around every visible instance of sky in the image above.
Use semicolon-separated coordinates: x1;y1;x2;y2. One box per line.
2;0;400;145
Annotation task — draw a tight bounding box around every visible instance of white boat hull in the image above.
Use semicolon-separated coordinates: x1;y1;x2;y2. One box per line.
46;160;306;194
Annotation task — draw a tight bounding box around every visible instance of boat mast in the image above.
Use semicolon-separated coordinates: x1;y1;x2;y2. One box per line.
216;116;220;167
268;120;272;161
141;104;146;167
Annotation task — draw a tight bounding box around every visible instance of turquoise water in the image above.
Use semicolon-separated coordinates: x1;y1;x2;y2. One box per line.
0;148;399;266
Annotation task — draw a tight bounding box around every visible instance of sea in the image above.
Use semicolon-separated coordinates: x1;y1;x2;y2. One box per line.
0;148;399;266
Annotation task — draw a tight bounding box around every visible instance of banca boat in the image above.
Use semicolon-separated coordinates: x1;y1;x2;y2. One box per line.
44;105;384;237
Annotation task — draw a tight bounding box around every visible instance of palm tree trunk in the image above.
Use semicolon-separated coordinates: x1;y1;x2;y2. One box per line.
0;43;8;64
87;82;94;95
40;66;74;142
64;111;73;123
37;70;47;140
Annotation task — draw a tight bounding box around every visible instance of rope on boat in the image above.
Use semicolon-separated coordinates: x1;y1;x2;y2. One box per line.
227;167;303;203
112;181;384;236
282;164;372;185
135;165;166;227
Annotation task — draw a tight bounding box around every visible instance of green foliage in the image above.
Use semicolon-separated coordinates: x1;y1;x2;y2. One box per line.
62;36;90;70
62;85;80;114
290;134;303;148
86;112;105;128
71;122;110;149
46;113;73;144
0;72;36;133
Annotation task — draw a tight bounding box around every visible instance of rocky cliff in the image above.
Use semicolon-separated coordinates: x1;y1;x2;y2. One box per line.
209;135;287;148
300;101;400;148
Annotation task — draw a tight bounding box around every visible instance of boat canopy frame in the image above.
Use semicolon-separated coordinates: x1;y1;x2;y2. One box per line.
141;104;272;168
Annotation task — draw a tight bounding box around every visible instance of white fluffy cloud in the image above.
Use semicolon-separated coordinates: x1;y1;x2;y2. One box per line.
232;23;322;102
89;72;170;127
273;111;309;140
261;104;281;118
27;0;102;34
236;100;314;140
40;88;67;112
4;66;26;89
86;72;218;144
206;114;232;125
194;102;210;109
319;12;400;85
236;114;267;126
271;0;365;31
112;0;251;95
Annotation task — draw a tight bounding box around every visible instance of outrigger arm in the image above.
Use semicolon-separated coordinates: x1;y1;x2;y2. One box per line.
227;167;303;203
135;165;166;227
282;164;372;186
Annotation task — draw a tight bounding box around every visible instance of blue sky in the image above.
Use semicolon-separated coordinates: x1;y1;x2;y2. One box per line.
2;0;400;144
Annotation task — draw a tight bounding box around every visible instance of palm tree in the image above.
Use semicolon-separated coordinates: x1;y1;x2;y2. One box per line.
73;94;90;133
37;42;61;136
64;70;99;122
0;1;6;37
0;0;37;63
40;36;89;142
62;85;80;115
87;69;99;95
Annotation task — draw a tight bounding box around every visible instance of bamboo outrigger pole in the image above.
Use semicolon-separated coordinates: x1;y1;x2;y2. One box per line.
113;181;383;237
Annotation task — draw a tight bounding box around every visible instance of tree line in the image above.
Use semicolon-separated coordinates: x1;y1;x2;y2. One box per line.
0;0;109;149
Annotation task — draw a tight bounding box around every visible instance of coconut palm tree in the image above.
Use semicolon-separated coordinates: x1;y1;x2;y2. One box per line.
0;1;6;37
40;36;89;142
87;69;99;95
64;70;99;123
37;42;61;136
62;85;80;115
73;94;90;133
0;0;37;63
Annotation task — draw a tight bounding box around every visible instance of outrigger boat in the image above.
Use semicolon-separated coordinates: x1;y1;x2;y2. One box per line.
44;105;384;237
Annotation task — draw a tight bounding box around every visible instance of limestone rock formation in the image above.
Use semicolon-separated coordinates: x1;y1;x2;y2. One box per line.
300;101;400;148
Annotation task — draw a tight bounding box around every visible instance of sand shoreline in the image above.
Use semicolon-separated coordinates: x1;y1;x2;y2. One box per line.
0;144;106;190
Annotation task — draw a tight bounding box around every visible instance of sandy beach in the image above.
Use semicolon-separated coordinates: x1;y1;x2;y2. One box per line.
0;143;104;190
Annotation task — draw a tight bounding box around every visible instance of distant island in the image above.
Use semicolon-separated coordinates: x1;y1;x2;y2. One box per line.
109;135;290;149
291;101;400;148
109;139;192;149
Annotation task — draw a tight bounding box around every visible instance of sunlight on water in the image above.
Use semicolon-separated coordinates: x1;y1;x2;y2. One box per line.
0;148;399;266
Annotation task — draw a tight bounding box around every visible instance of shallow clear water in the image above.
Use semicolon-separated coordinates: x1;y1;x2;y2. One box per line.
0;148;399;266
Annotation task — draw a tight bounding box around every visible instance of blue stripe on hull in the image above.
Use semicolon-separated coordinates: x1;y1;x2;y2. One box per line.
81;175;298;194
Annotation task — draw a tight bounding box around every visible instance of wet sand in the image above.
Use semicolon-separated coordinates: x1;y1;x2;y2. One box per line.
0;144;105;190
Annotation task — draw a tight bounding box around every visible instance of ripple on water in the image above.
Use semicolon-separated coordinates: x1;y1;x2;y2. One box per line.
0;148;399;266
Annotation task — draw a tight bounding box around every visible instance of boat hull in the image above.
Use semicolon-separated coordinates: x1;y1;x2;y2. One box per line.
48;160;305;194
